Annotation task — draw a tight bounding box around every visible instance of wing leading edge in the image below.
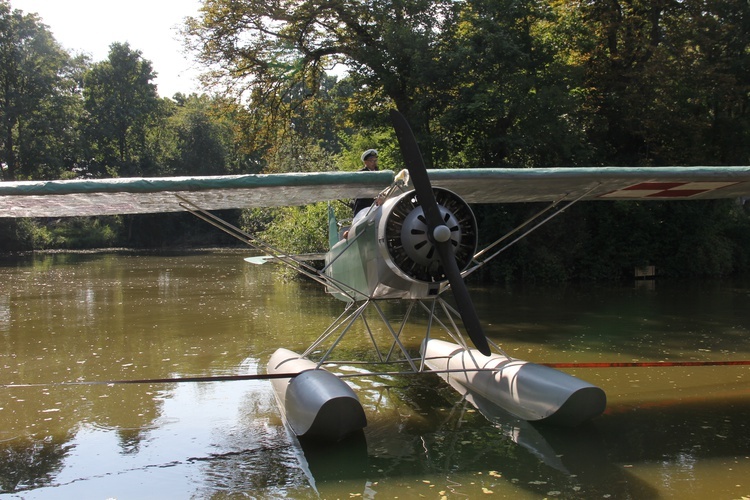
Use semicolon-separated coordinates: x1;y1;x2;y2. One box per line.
2;166;750;218
0;171;394;218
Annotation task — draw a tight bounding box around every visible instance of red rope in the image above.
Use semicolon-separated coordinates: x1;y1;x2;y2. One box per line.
542;360;750;368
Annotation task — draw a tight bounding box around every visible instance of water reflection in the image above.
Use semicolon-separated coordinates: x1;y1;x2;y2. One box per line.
1;252;749;498
0;295;9;332
0;433;70;493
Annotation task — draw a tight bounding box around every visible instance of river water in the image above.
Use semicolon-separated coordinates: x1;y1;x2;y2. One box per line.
1;250;749;499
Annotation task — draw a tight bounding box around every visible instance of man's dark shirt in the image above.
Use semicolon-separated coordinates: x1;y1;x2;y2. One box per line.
351;197;374;215
351;166;375;216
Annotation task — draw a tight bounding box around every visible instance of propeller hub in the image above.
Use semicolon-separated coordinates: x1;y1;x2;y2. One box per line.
433;225;451;243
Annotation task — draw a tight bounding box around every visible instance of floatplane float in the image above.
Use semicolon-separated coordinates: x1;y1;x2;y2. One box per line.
3;111;750;443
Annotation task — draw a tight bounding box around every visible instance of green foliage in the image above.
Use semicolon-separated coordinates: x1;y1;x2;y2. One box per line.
43;217;123;249
162;94;261;175
577;0;750;166
259;202;351;255
81;42;161;177
241;131;350;254
335;130;399;172
262;204;330;254
184;0;468;153
0;1;80;181
263;129;339;174
0;218;52;251
0;217;122;251
478;200;750;283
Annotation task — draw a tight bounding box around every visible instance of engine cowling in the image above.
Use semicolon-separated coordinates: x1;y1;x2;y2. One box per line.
382;187;478;283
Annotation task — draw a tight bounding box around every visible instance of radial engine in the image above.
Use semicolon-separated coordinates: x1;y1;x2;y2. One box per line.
325;187;478;301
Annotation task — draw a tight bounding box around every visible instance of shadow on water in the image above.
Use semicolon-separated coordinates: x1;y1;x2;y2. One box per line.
602;394;750;463
286;368;750;499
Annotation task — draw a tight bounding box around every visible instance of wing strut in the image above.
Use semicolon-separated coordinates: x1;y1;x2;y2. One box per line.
463;184;600;280
176;195;360;301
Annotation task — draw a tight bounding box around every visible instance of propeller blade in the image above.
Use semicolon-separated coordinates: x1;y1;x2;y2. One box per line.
389;109;491;356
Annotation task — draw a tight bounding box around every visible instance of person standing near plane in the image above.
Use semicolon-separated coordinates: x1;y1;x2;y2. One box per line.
343;149;385;240
351;149;380;217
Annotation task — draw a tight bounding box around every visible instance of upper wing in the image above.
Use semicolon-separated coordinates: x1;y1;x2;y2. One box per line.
431;166;750;203
2;166;750;218
0;171;393;217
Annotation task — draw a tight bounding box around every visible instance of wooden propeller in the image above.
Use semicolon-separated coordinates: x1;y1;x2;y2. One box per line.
390;110;491;356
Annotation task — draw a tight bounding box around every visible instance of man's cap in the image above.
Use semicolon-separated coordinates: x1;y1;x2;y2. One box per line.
361;149;378;161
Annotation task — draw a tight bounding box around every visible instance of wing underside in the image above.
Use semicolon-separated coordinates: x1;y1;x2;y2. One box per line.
0;171;393;217
1;167;750;218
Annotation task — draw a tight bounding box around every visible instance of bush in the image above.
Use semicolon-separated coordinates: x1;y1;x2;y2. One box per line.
0;219;53;251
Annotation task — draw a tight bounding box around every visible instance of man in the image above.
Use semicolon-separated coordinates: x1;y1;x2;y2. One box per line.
351;149;379;216
342;149;383;240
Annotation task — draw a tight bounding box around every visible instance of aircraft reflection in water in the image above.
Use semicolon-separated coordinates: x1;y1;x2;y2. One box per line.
291;361;750;499
5;355;747;498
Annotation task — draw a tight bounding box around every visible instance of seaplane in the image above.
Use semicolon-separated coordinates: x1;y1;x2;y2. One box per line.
3;110;750;443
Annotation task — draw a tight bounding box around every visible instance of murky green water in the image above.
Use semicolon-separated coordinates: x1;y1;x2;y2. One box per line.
1;251;750;499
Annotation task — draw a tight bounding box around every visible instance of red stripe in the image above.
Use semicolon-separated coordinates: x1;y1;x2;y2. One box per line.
542;360;750;368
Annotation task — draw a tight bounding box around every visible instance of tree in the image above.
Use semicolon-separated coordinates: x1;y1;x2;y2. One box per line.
165;93;260;175
425;0;598;168
184;0;469;158
0;1;79;180
81;42;160;177
183;0;604;169
578;0;750;166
